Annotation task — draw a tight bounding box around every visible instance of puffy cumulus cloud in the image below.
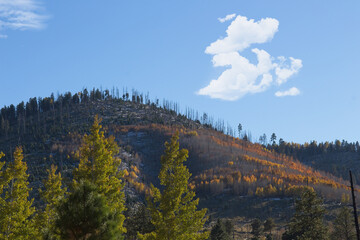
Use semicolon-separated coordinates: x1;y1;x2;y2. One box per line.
275;87;300;97
218;14;236;23
205;15;279;54
198;49;274;100
0;0;48;36
198;14;302;100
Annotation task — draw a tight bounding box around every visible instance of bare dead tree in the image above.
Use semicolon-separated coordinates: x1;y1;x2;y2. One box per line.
349;170;360;240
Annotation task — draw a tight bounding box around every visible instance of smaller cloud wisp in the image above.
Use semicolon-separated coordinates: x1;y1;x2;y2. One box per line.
275;87;300;97
218;14;236;23
0;0;48;37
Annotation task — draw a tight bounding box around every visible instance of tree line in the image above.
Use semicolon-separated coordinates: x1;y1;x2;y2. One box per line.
2;87;359;163
267;136;360;158
0;87;241;142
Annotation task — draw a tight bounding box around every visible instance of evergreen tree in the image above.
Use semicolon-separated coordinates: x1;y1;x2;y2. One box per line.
125;203;154;240
73;115;126;234
0;147;37;239
270;133;277;145
332;206;356;240
55;181;121;240
282;189;328;240
139;132;209;240
251;218;263;240
224;219;234;238
38;164;67;239
237;123;242;138
210;219;230;240
264;218;275;239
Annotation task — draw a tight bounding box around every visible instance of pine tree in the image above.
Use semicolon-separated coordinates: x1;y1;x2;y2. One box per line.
73;115;126;235
264;218;275;239
0;147;37;239
138;132;209;240
332;206;356;240
224;219;234;238
251;218;263;240
55;180;121;240
38;164;67;239
210;219;231;240
125;203;154;240
282;189;328;240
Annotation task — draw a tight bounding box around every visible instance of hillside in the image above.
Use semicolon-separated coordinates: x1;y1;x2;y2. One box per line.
0;88;357;228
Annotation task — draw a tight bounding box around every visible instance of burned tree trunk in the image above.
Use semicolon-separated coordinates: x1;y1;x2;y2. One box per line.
349;170;360;240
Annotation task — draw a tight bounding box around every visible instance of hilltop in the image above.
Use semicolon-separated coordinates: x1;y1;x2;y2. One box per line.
0;88;358;235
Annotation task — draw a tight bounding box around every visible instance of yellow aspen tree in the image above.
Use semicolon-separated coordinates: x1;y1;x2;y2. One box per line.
0;147;37;239
73;115;126;235
139;132;209;240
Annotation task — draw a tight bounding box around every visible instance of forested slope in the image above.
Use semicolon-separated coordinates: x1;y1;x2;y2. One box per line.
0;88;357;218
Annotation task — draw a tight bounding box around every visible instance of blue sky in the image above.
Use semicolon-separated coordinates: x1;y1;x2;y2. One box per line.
0;1;359;144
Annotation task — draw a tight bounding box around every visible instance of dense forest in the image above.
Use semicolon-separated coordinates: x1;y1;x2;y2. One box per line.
0;87;360;239
267;136;360;183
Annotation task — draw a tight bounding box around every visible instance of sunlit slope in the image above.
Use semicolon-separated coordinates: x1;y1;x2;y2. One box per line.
109;124;353;201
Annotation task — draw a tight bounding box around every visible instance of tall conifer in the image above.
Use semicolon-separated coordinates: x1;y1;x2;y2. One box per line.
73;115;126;235
38;164;66;239
210;219;231;240
139;132;209;240
282;189;328;240
55;181;121;239
0;147;37;239
332;206;356;240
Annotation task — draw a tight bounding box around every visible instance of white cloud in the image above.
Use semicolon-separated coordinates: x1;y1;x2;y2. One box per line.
275;57;302;85
0;0;48;35
198;49;274;100
218;14;236;23
275;87;300;97
198;14;302;100
205;15;279;55
0;33;7;38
